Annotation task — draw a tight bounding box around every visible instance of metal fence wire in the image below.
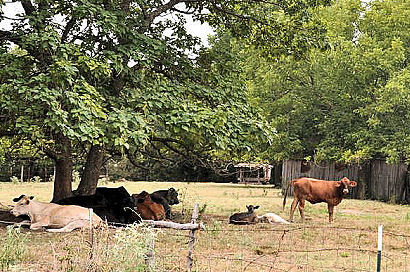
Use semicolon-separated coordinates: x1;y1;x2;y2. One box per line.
153;224;409;272
0;207;409;272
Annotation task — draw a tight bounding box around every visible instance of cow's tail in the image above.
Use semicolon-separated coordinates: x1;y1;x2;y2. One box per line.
282;180;292;211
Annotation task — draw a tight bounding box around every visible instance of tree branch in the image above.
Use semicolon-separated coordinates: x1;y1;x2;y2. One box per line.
42;147;58;161
20;0;36;16
209;1;269;27
0;30;22;44
61;16;77;43
145;0;190;28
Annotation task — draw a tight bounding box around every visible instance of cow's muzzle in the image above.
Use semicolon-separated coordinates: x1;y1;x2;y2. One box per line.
343;188;349;194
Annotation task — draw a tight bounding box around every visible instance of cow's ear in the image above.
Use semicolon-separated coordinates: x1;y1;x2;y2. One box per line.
29;196;34;200
349;181;357;187
13;195;25;202
341;177;350;183
335;181;342;187
254;205;260;209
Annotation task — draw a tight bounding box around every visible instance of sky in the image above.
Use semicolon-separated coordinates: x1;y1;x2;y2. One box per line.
0;2;215;47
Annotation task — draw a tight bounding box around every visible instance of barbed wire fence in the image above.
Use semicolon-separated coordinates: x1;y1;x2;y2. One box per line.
150;213;409;272
193;226;409;272
1;204;409;272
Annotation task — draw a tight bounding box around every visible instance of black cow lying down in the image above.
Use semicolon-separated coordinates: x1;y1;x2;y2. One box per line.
150;187;180;219
55;186;139;224
229;205;260;225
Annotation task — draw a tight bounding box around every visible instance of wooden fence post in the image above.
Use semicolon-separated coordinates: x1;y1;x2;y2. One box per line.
20;165;24;183
89;208;94;259
187;203;199;272
144;236;155;272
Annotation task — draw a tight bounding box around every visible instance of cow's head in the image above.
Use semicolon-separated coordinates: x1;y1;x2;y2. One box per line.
133;191;153;204
336;177;357;194
11;195;34;217
246;205;260;213
166;188;179;205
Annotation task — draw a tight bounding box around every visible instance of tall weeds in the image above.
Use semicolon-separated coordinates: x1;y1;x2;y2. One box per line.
0;226;27;271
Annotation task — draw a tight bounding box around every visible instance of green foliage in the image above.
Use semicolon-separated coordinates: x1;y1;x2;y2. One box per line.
110;224;157;272
2;0;311;183
0;226;27;271
241;0;410;163
9;176;19;184
30;176;41;183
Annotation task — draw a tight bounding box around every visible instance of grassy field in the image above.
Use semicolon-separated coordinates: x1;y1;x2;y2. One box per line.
0;181;409;272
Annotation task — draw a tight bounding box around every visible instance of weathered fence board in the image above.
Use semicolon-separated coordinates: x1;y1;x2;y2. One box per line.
282;160;409;203
282;160;360;198
369;160;408;202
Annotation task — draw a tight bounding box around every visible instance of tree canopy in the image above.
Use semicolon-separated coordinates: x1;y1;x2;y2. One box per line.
0;0;332;199
241;0;409;163
2;0;408;199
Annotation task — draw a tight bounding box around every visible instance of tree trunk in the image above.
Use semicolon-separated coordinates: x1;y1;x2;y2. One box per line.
52;134;73;202
75;145;105;196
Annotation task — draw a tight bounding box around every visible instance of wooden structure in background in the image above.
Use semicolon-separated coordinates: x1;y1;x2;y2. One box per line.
281;160;409;203
234;163;273;184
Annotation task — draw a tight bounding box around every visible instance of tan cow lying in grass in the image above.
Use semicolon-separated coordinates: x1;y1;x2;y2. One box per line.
11;195;102;232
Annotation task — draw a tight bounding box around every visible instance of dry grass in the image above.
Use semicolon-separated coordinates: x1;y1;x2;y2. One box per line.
0;181;409;272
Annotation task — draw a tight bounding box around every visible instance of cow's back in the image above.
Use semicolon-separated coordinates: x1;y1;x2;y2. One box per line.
292;178;339;204
56;187;139;224
229;212;257;224
133;191;166;220
47;205;102;227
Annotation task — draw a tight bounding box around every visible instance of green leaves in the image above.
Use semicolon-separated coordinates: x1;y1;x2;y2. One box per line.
240;0;410;163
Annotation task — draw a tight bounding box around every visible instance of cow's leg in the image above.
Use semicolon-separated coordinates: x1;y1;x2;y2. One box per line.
29;219;49;231
46;221;86;233
328;204;334;223
289;197;299;222
14;220;31;227
298;199;306;222
163;203;171;219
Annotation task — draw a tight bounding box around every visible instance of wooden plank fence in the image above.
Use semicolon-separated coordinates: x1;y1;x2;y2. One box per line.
282;160;409;203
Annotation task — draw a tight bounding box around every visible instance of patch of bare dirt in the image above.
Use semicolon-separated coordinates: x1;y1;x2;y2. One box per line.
339;209;365;215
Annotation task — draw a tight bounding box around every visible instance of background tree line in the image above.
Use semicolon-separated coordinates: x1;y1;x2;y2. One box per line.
0;0;408;200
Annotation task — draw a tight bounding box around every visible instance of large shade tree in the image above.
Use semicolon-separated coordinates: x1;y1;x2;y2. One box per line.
240;0;409;163
0;0;330;201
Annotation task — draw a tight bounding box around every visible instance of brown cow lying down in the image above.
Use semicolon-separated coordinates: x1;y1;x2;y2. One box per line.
229;205;259;225
150;188;179;219
132;191;166;221
283;177;357;223
11;195;102;232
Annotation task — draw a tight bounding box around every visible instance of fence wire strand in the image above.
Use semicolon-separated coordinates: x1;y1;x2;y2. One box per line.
1;211;409;272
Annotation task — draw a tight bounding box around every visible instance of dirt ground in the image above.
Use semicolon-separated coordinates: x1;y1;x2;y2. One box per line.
0;181;409;272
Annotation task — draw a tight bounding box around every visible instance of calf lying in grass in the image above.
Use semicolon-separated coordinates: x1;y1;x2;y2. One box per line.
229;205;259;225
257;213;290;224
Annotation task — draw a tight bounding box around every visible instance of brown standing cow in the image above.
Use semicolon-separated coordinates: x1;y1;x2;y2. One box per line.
282;177;357;223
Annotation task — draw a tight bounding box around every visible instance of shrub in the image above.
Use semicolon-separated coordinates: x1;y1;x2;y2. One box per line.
30;176;42;183
9;176;19;184
109;224;157;272
0;226;27;270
